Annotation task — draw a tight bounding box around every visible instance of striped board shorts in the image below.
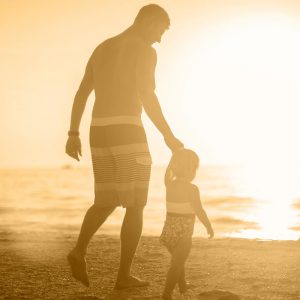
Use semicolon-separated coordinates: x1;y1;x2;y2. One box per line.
90;116;152;208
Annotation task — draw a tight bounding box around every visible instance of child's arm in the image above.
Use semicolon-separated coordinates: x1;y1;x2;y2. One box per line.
164;163;172;186
190;185;214;239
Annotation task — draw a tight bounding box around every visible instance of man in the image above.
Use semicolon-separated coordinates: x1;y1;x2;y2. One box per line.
66;4;183;289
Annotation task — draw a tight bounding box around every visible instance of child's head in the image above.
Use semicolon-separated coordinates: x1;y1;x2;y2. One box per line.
165;148;199;185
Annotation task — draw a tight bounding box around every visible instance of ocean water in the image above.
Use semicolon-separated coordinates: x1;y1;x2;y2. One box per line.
0;165;299;240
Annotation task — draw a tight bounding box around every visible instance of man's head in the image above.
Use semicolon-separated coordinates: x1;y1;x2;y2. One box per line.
133;4;170;44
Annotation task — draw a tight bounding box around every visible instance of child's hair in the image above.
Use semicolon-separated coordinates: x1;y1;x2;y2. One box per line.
164;148;199;186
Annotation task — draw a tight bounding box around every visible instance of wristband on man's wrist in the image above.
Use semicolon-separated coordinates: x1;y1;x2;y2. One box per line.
68;130;79;137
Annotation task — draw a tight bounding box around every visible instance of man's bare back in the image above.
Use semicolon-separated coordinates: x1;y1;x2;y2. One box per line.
87;30;156;118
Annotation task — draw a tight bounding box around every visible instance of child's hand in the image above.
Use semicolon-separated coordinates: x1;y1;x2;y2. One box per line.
164;135;184;153
207;226;214;239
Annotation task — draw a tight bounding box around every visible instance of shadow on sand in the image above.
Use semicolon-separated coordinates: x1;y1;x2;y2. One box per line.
102;289;161;299
70;289;241;300
198;290;241;300
69;288;161;300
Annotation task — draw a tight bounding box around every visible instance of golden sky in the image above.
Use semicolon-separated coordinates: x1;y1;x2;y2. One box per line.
1;0;300;167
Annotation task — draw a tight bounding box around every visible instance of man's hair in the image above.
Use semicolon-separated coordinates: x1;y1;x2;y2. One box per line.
134;4;170;27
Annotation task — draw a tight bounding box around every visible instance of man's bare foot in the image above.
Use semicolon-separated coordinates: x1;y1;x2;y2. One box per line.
114;275;150;290
67;249;89;287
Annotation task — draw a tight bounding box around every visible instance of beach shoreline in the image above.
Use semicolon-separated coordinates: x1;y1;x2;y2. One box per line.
0;231;299;299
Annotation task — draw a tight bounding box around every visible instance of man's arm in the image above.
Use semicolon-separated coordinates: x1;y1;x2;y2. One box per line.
141;91;182;151
66;60;94;161
69;62;94;131
137;47;183;152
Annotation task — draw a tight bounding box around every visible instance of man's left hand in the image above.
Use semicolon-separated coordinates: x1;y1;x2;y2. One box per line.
164;136;184;153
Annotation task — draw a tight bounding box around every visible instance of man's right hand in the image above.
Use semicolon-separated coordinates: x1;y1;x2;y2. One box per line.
164;135;184;153
65;136;82;161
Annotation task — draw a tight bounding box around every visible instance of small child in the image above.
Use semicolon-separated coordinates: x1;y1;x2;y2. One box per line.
160;148;214;300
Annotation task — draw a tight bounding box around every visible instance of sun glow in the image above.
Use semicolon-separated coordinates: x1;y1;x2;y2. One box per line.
182;13;300;165
231;163;300;240
182;13;300;239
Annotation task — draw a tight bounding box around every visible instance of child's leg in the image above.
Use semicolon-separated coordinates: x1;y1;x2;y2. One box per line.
163;237;192;298
178;267;187;293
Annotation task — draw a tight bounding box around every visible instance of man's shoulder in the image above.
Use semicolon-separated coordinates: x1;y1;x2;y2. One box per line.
87;37;116;63
90;35;156;62
93;37;115;52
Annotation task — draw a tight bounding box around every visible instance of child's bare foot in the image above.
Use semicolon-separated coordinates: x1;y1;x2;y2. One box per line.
161;293;173;300
179;281;195;293
179;294;192;299
114;275;149;290
67;249;89;287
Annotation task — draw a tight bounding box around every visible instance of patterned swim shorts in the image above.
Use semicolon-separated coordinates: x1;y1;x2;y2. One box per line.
90;116;152;208
160;213;195;252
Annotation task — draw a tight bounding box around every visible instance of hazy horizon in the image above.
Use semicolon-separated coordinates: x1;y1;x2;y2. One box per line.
1;165;299;241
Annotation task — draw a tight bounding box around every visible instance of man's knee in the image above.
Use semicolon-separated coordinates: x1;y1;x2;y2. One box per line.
125;205;144;218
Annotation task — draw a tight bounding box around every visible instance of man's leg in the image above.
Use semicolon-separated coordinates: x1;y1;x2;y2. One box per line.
68;204;115;286
75;204;115;256
115;205;148;289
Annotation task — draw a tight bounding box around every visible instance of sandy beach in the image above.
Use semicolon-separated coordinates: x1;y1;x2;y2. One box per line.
0;232;299;300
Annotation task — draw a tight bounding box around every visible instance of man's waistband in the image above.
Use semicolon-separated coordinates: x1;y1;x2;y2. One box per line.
91;116;143;127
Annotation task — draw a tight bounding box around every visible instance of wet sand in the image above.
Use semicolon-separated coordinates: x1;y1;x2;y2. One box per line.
0;232;299;299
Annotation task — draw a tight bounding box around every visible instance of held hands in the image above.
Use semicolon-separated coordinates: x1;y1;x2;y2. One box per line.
164;135;184;153
65;136;82;161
